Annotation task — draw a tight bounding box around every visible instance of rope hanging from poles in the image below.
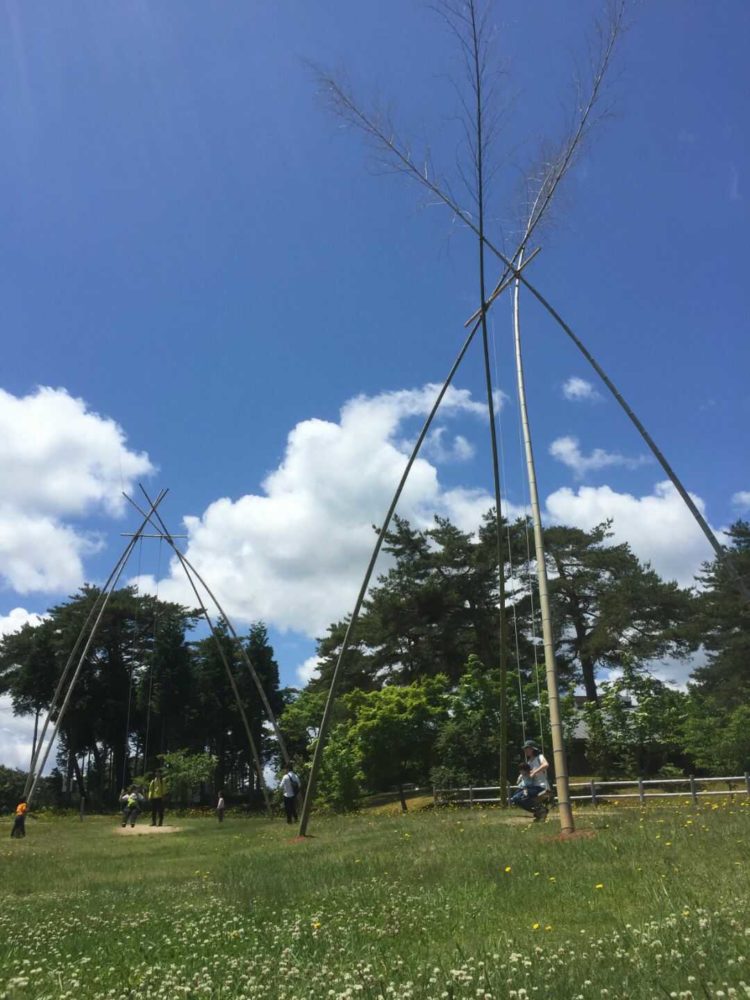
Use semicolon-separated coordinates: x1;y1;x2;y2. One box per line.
143;537;163;771
120;537;144;789
491;319;527;746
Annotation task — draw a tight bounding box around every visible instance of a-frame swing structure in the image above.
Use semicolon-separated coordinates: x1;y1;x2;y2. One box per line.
296;1;749;839
23;486;291;814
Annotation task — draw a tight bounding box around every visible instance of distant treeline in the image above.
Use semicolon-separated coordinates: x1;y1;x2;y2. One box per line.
1;513;747;811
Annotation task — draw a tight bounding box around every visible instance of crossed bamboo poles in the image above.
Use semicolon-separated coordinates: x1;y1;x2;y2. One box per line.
24;486;291;812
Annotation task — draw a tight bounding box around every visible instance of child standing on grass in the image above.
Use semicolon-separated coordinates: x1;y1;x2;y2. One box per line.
216;790;225;823
10;797;28;838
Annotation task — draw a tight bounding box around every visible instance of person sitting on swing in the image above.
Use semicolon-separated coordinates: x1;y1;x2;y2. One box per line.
510;763;539;806
120;786;141;828
511;740;550;821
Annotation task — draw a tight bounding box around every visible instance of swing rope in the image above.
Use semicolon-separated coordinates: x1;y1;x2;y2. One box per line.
491;318;527;744
507;301;546;752
143;537;163;771
121;536;143;790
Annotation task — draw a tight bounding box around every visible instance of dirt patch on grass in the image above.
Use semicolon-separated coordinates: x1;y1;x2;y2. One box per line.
114;825;182;836
543;828;596;843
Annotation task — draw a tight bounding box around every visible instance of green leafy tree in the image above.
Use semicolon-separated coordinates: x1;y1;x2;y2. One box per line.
345;676;449;811
0;766;28;813
191;621;284;798
689;521;750;709
542;523;695;702
244;623;285;776
313;513;520;694
0;587;199;803
579;664;688;777
158;748;217;804
279;688;329;762
314;723;365;812
681;694;750;775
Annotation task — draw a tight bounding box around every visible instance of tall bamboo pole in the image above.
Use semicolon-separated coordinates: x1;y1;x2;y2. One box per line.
512;252;574;833
467;0;509;805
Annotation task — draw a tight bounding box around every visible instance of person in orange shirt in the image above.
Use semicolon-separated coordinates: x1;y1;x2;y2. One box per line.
10;797;28;839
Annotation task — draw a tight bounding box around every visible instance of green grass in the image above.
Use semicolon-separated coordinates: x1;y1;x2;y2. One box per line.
2;800;750;999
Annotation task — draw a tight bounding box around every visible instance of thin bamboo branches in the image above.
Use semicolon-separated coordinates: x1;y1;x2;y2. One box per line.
314;2;744;600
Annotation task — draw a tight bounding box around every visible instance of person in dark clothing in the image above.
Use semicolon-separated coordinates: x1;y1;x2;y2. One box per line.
10;797;28;838
280;768;300;824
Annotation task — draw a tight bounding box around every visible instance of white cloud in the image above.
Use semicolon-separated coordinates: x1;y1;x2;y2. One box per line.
549;435;650;479
423;428;476;464
545;480;716;586
731;491;750;512
0;694;36;771
648;648;708;690
142;384;507;637
0;386;154;593
0;609;48;770
0;607;45;637
561;377;600;402
296;656;321;686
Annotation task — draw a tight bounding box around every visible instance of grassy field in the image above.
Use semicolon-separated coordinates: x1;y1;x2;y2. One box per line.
2;800;749;1000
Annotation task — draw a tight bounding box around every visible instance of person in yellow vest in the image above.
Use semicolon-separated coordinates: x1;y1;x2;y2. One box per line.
10;797;28;838
120;786;142;828
148;770;168;827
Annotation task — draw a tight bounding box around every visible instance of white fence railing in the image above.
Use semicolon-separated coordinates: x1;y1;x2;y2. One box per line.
434;774;750;807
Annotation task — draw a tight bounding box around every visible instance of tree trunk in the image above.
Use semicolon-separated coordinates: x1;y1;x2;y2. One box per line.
71;753;86;798
31;708;40;768
398;781;408;813
581;657;599;703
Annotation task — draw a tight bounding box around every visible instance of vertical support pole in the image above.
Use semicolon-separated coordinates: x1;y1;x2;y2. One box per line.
638;777;645;805
590;781;597;807
469;786;474;808
744;772;750;798
690;775;698;805
512;260;574;834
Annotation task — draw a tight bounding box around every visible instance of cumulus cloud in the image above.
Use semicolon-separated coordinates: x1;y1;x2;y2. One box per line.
0;608;46;770
423;428;475;464
545;480;716;586
0;694;36;770
549;435;650;479
0;607;45;637
731;491;750;512
0;386;154;593
296;656;321;686
141;384;508;637
561;377;601;402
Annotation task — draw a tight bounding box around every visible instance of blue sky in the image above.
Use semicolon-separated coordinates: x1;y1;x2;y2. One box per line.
1;1;748;764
